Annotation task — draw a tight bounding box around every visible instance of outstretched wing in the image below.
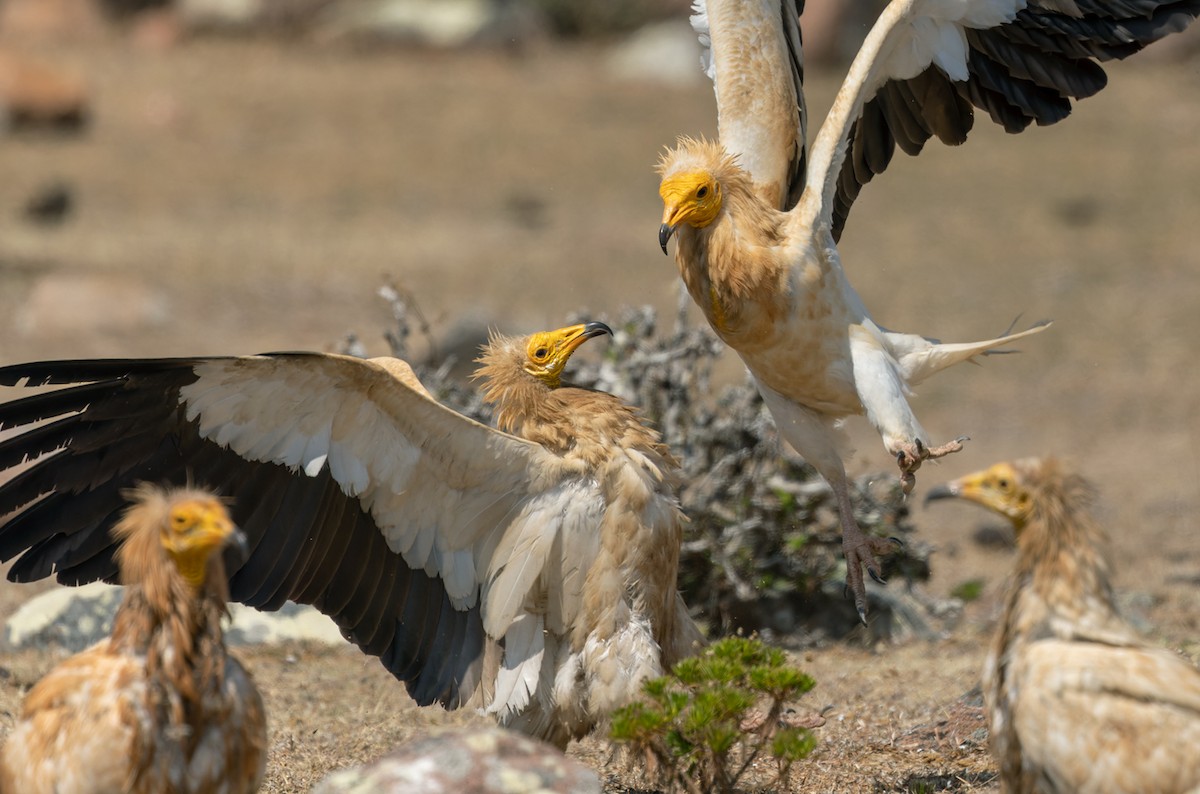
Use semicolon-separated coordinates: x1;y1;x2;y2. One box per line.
694;0;807;211
798;0;1199;240
0;353;594;710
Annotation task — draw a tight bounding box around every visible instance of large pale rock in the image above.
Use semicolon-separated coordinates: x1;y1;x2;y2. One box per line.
5;581;348;651
311;728;602;794
177;0;264;29
318;0;509;47
0;0;106;42
606;20;704;86
14;273;169;336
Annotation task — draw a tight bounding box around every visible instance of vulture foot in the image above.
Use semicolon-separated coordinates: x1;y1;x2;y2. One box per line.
896;436;969;495
842;526;902;625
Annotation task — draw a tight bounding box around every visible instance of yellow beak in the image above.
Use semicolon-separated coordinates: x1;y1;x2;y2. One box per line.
559;321;613;355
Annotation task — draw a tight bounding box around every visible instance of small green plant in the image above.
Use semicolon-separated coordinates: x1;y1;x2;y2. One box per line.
611;636;818;793
951;578;985;602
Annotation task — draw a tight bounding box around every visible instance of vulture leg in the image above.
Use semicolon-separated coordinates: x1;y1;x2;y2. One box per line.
835;478;902;624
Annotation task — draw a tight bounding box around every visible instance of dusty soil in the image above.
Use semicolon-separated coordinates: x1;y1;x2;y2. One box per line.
1;30;1198;793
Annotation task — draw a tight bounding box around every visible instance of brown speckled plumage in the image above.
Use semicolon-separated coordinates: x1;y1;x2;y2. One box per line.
930;459;1200;793
0;486;266;794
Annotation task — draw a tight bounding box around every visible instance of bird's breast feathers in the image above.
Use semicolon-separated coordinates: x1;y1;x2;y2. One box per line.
703;239;867;415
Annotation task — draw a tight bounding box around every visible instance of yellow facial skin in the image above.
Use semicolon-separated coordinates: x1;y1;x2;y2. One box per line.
523;321;613;388
658;171;723;252
162;499;236;589
927;462;1035;531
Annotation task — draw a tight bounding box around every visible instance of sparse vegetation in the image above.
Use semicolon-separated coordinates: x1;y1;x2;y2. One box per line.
951;579;985;603
610;636;817;794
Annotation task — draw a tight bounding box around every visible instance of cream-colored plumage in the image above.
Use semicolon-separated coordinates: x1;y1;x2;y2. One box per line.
659;0;1196;617
927;458;1200;793
0;486;266;794
0;323;701;748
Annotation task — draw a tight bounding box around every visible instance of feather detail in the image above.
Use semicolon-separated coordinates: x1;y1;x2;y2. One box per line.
482;497;563;638
888;319;1052;385
486;613;545;719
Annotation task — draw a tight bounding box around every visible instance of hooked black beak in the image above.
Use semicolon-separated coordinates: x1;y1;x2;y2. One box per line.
224;527;251;570
582;321;613;340
923;483;959;506
659;223;675;255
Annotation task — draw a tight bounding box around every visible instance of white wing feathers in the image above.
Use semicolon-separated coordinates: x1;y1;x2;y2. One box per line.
486;612;546;719
804;0;1024;223
691;0;715;82
885;319;1051;385
178;354;591;628
695;0;806;210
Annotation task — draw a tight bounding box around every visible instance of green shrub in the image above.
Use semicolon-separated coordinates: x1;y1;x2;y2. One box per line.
611;636;818;793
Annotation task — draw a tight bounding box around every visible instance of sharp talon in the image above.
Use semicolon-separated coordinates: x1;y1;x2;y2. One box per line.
857;605;868;626
915;438;926;456
896;450;906;466
869;568;886;586
889;536;904;548
956;435;970;443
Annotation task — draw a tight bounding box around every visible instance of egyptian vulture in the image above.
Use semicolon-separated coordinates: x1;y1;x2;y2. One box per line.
657;0;1197;618
0;322;702;748
927;458;1200;793
0;485;267;794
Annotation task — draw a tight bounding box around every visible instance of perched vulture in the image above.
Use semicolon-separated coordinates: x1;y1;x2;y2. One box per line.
656;0;1197;618
0;322;702;748
0;485;267;794
927;458;1200;793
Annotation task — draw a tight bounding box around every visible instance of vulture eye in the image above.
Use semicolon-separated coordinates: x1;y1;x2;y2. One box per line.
997;478;1010;490
534;347;549;360
696;186;708;198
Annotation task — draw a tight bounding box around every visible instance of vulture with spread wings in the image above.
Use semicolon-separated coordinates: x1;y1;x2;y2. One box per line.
0;322;702;748
657;0;1196;618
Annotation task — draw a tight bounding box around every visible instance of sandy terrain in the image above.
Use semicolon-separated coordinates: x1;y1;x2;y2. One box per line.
0;30;1198;792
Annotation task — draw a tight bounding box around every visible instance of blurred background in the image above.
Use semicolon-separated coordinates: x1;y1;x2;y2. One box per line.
1;0;1199;643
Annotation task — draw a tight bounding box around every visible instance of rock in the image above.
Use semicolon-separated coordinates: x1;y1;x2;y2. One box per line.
311;728;602;794
606;20;704;86
23;181;74;225
316;0;528;48
129;7;184;51
5;583;121;652
14;273;169;336
0;0;106;42
224;601;347;647
5;581;348;651
177;0;265;31
0;49;89;132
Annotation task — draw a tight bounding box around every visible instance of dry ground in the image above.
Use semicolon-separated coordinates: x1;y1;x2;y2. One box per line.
0;29;1198;793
